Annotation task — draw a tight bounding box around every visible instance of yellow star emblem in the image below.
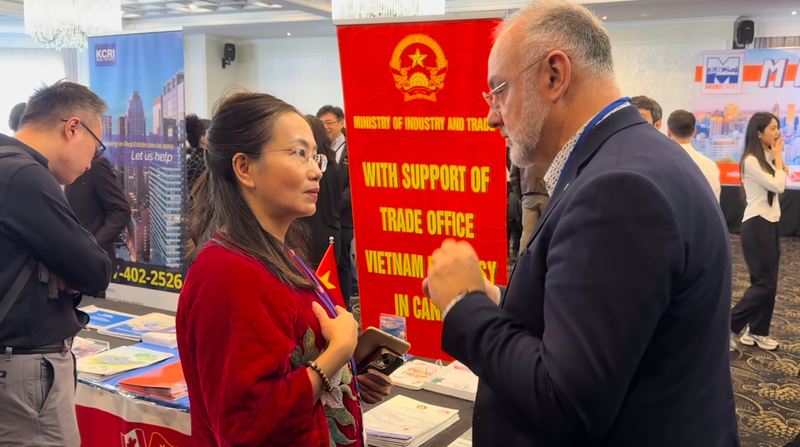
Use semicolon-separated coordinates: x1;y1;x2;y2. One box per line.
318;271;336;290
408;49;427;68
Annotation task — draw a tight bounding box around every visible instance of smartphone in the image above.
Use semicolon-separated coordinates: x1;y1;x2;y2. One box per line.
354;327;411;375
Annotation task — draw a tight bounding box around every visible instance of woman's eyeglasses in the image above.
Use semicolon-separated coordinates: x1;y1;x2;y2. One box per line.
61;118;107;159
266;148;327;172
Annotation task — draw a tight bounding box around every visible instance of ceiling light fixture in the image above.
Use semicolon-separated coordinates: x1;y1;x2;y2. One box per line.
188;3;198;10
332;0;444;20
792;11;797;15
602;16;608;20
251;2;283;7
287;32;292;36
24;0;122;50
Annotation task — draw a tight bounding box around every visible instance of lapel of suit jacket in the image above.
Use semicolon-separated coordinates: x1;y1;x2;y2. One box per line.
522;106;646;250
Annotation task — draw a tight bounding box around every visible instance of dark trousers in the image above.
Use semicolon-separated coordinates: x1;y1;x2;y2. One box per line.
338;226;354;310
731;216;781;336
508;220;522;260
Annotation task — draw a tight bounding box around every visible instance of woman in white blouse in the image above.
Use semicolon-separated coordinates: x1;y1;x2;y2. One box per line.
730;112;787;351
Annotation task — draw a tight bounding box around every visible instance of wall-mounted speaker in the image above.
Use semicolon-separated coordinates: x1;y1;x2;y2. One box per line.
222;43;236;69
736;20;755;47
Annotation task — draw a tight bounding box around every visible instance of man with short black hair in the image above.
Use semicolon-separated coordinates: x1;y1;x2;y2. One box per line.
632;95;663;130
317;104;357;306
0;80;111;447
8;102;26;133
668;109;721;202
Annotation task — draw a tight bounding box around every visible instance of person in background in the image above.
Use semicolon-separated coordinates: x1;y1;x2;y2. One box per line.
0;81;111;447
730;112;787;352
299;115;345;266
185;113;211;194
632;95;663;130
8;102;26;133
506;164;523;265
509;163;549;252
317;104;357;305
667;109;721;202
423;1;738;445
178;93;391;447
65;153;132;296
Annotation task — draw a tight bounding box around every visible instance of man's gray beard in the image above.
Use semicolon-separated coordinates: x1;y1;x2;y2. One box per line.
508;90;549;168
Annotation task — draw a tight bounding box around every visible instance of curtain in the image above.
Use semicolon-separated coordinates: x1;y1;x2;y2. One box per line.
754;36;800;49
0;47;67;135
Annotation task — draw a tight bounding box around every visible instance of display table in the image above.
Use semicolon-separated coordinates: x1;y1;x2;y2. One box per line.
720;186;800;236
75;297;474;447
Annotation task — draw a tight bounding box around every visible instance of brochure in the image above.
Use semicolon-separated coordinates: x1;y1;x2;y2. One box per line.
364;395;459;447
79;305;136;330
423;361;479;402
98;313;175;341
71;337;110;359
77;346;173;380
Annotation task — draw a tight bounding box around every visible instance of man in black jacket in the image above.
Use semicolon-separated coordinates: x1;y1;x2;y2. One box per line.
318;105;356;306
424;1;739;446
66;155;132;284
0;81;111;447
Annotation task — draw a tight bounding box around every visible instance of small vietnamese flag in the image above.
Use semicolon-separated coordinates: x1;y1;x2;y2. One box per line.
316;237;345;308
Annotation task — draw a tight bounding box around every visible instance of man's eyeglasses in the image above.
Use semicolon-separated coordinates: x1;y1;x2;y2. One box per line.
61;118;106;159
322;120;341;127
483;54;549;117
265;148;328;173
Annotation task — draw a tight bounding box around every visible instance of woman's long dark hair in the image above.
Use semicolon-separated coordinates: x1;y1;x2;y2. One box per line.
188;92;314;290
740;112;780;206
305;115;337;167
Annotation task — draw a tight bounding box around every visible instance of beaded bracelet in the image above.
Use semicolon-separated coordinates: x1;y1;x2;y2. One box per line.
307;361;334;392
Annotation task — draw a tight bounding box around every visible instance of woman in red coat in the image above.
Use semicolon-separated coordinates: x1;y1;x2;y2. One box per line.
178;92;391;447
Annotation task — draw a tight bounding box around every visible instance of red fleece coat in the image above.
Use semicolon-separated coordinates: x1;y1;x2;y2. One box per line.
177;241;364;447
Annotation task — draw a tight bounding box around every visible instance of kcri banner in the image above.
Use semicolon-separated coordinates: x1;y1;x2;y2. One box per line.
693;49;800;187
337;18;507;361
89;31;186;294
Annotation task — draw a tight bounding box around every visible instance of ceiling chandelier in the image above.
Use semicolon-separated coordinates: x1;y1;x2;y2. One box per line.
24;0;122;50
332;0;445;20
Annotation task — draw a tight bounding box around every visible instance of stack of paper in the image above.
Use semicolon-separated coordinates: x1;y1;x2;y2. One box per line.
423;361;479;402
389;359;439;390
79;305;135;330
77;346;173;381
142;327;178;349
118;361;187;401
447;428;472;447
364;395;459;447
99;313;175;341
71;337;110;359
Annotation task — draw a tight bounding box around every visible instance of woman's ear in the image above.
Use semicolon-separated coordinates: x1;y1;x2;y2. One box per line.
232;153;257;189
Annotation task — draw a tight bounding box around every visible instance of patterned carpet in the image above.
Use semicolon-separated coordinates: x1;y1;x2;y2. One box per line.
730;235;800;447
352;236;800;446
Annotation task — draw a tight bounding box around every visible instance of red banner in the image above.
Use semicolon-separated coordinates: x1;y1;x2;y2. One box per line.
337;18;507;361
78;406;190;447
76;383;190;447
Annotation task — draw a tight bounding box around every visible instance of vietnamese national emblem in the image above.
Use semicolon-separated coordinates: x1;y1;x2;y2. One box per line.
390;34;448;102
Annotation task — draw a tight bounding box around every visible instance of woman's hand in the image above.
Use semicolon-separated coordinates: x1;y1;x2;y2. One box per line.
773;136;785;166
312;302;358;363
357;370;393;404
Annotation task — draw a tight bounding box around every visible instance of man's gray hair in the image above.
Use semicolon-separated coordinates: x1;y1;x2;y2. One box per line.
502;0;615;78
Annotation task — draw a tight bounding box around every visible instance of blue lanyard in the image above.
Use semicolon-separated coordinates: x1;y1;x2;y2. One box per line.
288;248;360;391
559;97;631;181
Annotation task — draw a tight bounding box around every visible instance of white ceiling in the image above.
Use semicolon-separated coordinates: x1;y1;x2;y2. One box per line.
0;0;798;40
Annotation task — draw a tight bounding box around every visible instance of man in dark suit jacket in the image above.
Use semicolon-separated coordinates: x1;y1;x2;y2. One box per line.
65;155;131;271
424;2;739;446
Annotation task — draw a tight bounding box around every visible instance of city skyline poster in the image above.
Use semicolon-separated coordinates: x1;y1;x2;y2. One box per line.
693;48;800;188
89;31;186;294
